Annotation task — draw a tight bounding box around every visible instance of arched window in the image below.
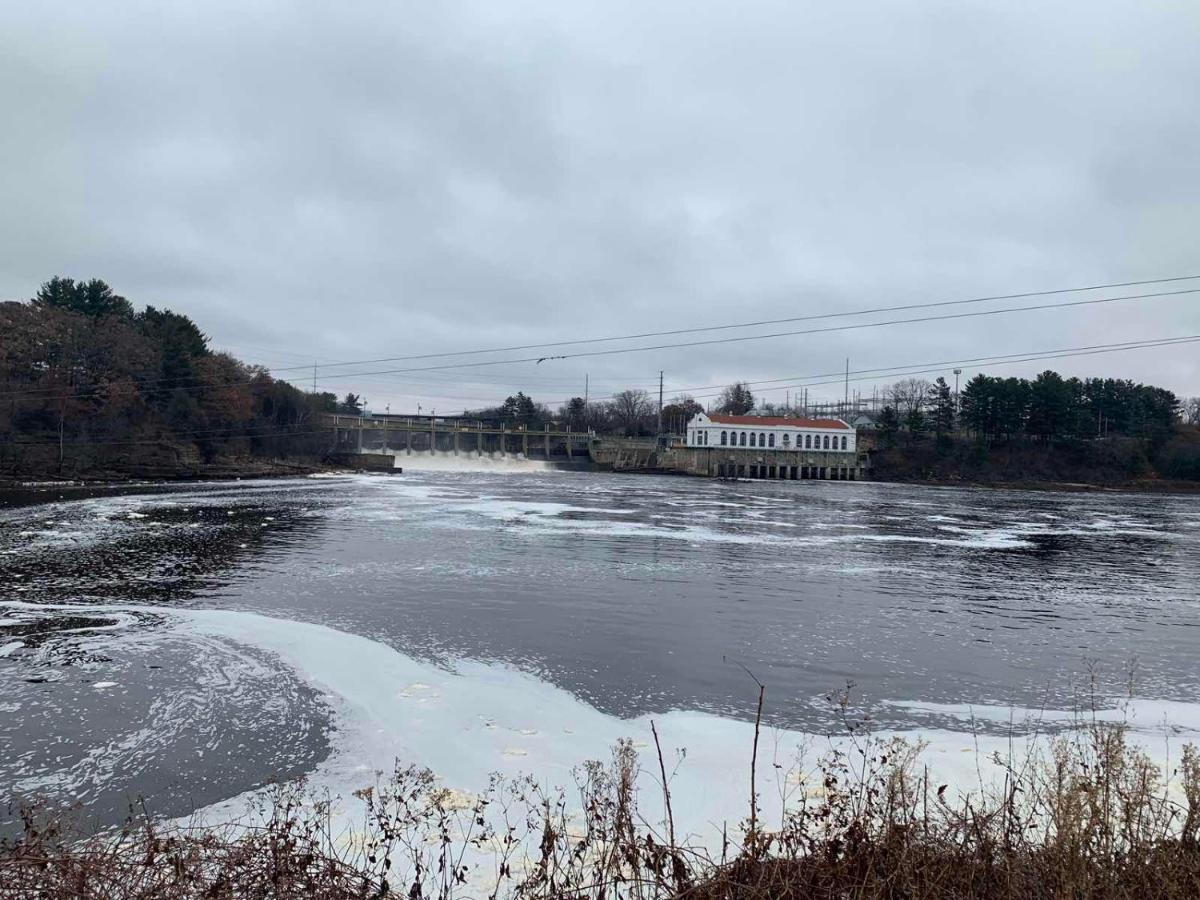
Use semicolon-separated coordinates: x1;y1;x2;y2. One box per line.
704;431;709;445
768;433;775;448
749;432;756;447
782;433;790;447
804;434;811;449
759;433;766;447
740;431;747;446
721;431;727;445
841;435;847;450
823;435;830;449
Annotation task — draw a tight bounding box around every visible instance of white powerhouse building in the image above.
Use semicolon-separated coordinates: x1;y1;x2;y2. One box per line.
685;412;856;453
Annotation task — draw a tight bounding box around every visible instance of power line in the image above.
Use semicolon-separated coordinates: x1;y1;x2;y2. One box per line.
545;334;1200;407
297;333;1200;409
586;335;1200;401
267;273;1200;372
266;287;1200;383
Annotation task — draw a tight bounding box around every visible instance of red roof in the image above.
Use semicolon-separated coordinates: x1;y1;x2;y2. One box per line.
705;413;850;430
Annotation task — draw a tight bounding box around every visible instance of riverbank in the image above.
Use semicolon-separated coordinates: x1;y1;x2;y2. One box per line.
5;708;1198;899
0;458;335;488
866;431;1200;493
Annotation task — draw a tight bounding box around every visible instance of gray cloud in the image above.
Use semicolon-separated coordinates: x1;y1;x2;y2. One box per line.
2;0;1198;411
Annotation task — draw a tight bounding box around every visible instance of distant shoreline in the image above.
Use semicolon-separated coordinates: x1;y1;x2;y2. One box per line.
0;460;337;491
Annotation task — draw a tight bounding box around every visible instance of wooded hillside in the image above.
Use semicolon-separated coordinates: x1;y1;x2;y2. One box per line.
0;277;337;479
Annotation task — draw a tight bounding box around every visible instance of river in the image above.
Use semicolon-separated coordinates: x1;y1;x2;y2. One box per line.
2;468;1199;836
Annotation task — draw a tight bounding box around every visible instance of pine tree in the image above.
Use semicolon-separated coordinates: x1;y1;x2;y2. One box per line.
929;377;955;437
878;405;900;447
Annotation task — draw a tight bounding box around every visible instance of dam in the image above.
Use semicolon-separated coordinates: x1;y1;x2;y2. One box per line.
323;414;592;461
323;414;868;480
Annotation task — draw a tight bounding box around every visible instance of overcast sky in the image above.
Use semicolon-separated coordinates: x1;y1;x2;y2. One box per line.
2;0;1198;413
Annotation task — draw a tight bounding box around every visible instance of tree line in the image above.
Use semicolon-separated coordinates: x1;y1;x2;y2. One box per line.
1;277;339;475
464;382;763;436
465;390;683;436
874;372;1186;443
4;276;1196;480
871;372;1200;483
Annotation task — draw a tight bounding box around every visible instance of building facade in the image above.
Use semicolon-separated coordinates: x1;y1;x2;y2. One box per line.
685;412;856;453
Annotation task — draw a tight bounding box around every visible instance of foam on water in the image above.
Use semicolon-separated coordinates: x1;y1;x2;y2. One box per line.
459;499;636;519
0;602;329;821
5;595;1200;843
144;607;1199;838
860;531;1036;550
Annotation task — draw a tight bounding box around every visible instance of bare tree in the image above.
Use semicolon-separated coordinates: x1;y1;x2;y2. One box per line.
1184;396;1200;427
607;389;654;433
888;378;933;421
660;394;703;435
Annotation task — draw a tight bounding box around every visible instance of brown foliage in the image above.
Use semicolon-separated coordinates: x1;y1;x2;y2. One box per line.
4;721;1200;900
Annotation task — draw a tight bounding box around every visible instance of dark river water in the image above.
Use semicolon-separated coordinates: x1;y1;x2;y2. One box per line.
2;470;1198;834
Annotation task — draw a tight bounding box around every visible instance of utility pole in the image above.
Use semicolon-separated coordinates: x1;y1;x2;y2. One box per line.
657;370;664;438
954;369;962;423
584;374;589;408
844;358;850;414
312;362;317;394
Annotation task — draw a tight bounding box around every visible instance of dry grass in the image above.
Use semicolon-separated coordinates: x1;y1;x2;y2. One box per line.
4;709;1200;899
